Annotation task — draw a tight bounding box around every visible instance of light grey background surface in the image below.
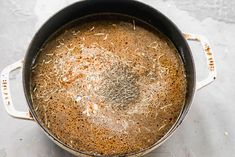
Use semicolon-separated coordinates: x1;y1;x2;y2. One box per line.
0;0;234;157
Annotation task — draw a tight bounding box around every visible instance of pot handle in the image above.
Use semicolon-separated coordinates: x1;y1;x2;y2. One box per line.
1;59;33;120
183;32;217;90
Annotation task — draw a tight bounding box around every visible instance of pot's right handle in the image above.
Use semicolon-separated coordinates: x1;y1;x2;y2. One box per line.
183;32;217;90
1;59;33;120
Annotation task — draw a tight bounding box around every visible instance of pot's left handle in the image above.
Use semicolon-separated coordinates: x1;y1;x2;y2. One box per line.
1;59;33;120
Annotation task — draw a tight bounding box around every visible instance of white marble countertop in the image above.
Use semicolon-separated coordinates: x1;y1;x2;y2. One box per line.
0;0;234;157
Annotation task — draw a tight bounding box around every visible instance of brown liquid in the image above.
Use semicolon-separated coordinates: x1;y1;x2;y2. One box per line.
31;15;187;156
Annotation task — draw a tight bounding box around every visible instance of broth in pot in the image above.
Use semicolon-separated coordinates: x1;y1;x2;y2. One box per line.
31;14;187;156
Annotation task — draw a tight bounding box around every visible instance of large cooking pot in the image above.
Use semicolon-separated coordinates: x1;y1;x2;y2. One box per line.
1;0;216;156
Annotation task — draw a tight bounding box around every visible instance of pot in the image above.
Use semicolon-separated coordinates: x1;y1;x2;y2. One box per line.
0;0;217;156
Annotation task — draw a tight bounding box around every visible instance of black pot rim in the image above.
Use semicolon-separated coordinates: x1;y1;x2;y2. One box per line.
22;0;196;156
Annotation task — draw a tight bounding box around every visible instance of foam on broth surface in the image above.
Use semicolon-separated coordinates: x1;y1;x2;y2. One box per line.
31;14;187;156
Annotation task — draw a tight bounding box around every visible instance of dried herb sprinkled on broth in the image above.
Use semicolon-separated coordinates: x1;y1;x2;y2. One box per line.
30;14;187;156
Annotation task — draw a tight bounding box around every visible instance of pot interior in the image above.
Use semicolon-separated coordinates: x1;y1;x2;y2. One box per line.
23;0;196;156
